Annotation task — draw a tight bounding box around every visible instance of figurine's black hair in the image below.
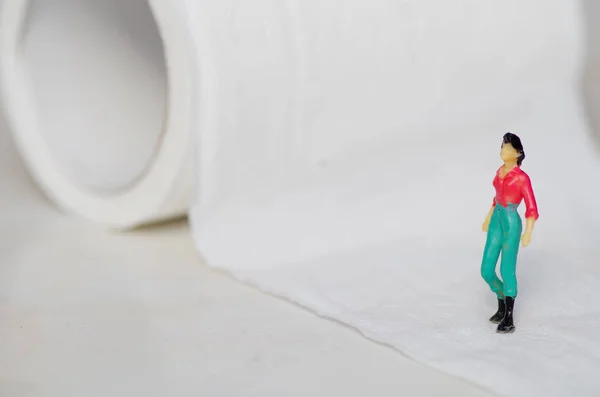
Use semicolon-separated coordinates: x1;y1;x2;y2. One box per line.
502;132;525;166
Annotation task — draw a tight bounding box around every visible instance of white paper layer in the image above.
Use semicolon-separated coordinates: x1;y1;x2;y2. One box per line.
2;1;600;396
187;2;600;396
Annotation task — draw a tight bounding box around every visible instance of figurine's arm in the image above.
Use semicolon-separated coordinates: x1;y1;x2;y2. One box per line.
482;198;495;232
521;174;539;246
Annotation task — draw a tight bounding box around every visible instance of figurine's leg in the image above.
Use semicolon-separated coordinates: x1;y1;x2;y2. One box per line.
497;204;522;334
499;207;522;299
481;210;504;299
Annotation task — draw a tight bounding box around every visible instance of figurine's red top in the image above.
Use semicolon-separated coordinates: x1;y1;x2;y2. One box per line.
491;166;539;220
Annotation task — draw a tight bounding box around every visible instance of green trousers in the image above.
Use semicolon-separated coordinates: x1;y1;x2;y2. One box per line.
481;203;522;298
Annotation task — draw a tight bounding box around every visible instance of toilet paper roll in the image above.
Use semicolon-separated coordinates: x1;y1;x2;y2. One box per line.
0;0;196;228
1;0;583;235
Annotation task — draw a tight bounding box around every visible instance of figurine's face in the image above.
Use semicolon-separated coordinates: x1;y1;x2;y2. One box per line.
500;143;520;163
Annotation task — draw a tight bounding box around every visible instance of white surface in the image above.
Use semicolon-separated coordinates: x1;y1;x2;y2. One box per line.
2;1;600;396
0;123;493;397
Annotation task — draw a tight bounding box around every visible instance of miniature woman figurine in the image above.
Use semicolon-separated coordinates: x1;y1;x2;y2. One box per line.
481;133;538;334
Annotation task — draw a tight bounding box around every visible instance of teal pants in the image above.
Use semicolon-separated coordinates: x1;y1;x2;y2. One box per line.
481;203;522;298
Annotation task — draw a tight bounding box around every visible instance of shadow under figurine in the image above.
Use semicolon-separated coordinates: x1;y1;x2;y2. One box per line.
480;133;538;334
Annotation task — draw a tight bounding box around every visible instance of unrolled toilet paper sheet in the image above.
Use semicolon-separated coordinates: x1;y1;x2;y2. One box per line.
186;2;600;396
194;93;600;397
3;1;600;396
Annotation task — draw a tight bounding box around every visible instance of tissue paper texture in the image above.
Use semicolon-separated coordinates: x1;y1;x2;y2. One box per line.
187;2;600;396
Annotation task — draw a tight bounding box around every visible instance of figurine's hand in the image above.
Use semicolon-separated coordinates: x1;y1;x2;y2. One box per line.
482;219;490;232
521;232;532;247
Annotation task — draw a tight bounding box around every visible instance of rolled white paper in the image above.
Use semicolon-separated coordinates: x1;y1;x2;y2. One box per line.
0;0;196;228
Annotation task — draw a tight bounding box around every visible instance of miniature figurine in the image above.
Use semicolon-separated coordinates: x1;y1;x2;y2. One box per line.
480;132;538;334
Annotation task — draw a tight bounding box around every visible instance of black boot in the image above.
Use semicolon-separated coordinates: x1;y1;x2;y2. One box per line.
496;296;516;333
489;298;506;324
